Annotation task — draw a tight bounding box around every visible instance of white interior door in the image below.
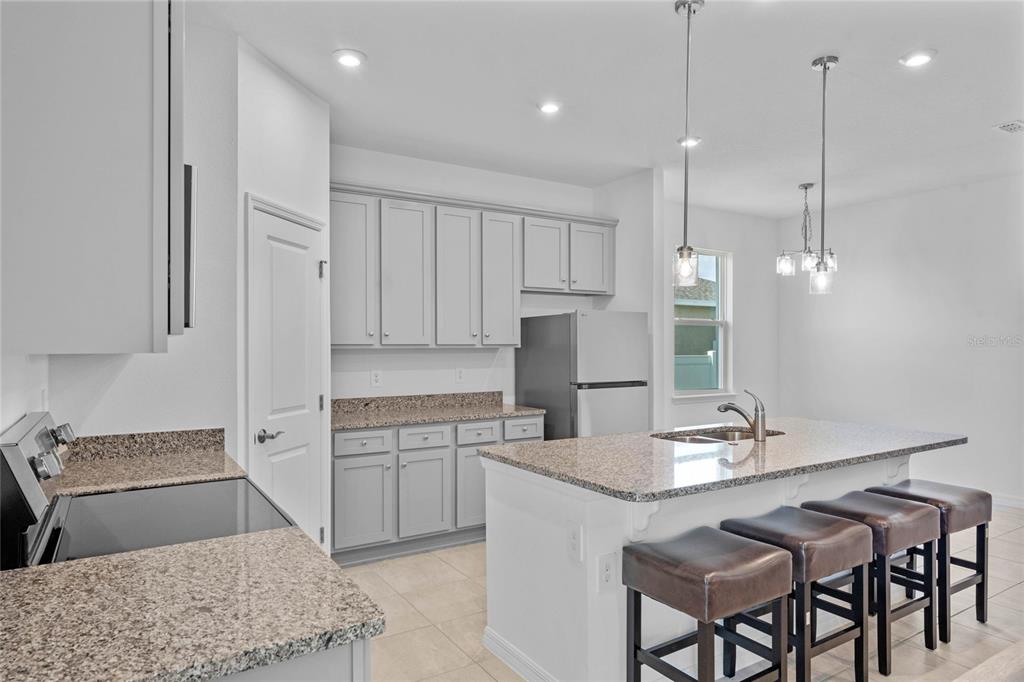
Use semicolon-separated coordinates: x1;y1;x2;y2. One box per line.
247;195;324;541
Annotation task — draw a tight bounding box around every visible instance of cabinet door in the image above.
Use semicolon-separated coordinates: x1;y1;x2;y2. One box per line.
330;194;380;345
398;448;453;538
481;212;522;346
436;207;481;345
522;218;569;291
456;446;486;528
569;224;613;293
333;453;396;550
381;199;434;345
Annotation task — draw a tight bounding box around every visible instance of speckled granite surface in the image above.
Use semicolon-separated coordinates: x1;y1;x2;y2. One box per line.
332;391;544;430
478;417;967;502
0;528;384;681
40;428;244;499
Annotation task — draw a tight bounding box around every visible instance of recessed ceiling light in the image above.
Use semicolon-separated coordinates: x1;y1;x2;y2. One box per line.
898;49;936;68
676;136;702;148
334;49;367;68
538;102;561;115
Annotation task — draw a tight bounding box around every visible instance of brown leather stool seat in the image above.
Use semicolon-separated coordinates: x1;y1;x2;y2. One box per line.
721;507;872;682
722;506;872;583
866;480;992;643
865;480;992;535
623;526;792;682
623;526;792;622
802;490;940;555
802;491;942;676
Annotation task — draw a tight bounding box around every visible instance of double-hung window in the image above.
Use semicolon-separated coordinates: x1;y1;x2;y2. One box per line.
673;251;730;395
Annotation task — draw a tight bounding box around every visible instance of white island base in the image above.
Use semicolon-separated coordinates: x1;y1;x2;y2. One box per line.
481;455;913;682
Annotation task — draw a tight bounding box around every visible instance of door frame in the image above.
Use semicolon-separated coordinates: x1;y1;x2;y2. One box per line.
243;192;330;551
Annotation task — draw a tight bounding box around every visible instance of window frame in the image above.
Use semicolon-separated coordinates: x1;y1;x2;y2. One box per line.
671;248;733;402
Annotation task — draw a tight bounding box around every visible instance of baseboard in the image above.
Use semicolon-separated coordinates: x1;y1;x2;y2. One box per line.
994;494;1024;510
482;626;556;682
332;526;485;567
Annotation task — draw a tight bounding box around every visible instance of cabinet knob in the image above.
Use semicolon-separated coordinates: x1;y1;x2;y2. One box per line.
560;278;567;283
476;431;483;436
361;440;368;446
401;462;408;469
572;279;578;283
368;331;375;337
522;426;528;431
385;464;392;470
383;332;390;337
423;434;430;440
472;332;478;337
484;332;491;338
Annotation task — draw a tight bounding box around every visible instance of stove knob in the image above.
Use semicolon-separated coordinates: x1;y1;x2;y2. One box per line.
31;455;54;480
52;423;76;446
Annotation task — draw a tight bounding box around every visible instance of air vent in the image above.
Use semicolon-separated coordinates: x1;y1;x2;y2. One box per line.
994;119;1024;134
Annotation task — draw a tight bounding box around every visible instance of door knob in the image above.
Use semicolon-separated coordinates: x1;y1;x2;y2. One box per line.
255;428;285;444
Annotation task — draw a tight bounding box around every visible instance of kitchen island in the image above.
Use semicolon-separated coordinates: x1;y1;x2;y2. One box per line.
478;417;966;681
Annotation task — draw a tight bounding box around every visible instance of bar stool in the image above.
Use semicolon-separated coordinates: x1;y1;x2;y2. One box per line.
721;506;873;682
866;479;992;642
802;491;940;676
622;526;792;682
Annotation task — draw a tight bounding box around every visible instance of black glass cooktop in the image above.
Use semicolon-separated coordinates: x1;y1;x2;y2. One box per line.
52;478;292;562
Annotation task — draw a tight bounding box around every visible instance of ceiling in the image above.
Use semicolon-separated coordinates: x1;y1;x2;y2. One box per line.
192;0;1024;217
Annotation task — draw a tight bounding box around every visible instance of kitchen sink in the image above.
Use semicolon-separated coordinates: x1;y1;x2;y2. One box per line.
652;429;785;444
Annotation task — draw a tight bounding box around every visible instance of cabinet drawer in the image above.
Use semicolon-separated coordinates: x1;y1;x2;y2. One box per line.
456;421;501;445
504;416;544;440
398;424;452;450
334;430;393;456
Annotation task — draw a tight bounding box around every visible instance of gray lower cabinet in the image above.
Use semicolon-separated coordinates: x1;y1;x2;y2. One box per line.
333;453;396;550
455;447;486;528
398;448;453;538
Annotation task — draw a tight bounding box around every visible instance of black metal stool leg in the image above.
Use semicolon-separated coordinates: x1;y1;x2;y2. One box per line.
923;540;937;650
773;597;789;682
723;616;737;677
937;534;951;643
697;620;716;682
977;523;989;623
852;564;869;682
794;582;812;682
905;551;916;599
627;587;641;682
875;554;892;675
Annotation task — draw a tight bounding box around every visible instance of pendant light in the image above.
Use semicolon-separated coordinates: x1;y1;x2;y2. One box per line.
809;55;839;295
672;0;704;287
776;183;816;277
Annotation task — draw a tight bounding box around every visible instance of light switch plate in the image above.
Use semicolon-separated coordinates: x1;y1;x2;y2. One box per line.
455;368;465;384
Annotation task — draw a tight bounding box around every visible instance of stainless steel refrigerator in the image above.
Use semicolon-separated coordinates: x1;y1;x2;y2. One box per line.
516;310;650;439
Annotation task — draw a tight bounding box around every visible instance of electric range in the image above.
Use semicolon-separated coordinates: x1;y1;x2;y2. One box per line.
1;412;291;569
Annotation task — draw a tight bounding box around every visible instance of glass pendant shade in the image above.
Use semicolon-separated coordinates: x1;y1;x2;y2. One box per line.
776;253;796;277
674;246;698;287
826;249;838;271
801;250;818;272
809;263;834;295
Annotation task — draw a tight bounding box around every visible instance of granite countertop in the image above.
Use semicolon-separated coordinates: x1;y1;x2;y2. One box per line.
332;391;545;430
40;428;244;499
478;417;967;502
0;527;385;681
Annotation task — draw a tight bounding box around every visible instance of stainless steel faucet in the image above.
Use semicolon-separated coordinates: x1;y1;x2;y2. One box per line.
717;390;766;442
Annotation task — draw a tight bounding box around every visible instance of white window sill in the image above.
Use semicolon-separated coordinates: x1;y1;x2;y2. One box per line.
672;391;736;405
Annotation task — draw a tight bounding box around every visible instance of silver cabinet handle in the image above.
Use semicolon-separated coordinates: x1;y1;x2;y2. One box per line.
384;332;390;337
385;464;392;470
360;440;368;446
255;429;284;444
423;434;430;440
368;331;375;337
560;278;567;283
572;279;578;283
522;426;528;431
484;332;491;338
401;462;408;469
472;332;478;337
476;431;483;436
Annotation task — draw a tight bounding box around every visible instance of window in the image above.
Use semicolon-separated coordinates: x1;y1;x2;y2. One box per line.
674;252;729;394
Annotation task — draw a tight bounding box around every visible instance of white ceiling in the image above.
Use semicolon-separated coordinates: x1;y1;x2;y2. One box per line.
192;0;1024;217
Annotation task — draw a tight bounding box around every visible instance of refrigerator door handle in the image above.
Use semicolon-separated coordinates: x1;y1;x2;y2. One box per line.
572;380;648;390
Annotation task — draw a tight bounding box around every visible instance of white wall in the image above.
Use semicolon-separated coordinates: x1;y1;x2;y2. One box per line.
655;200;781;430
329;145;604;401
46;24;239;452
0;354;48;432
778;174;1024;504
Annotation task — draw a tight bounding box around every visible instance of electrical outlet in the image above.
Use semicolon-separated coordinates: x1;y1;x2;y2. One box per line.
597;552;618;592
370;369;383;387
455;368;465;384
567;525;583;562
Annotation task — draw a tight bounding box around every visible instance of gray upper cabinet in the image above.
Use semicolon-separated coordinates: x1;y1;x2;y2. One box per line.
569;224;614;294
2;0;184;353
381;199;435;345
397;448;453;538
522;218;569;291
481;212;522;346
436;207;481;346
330;193;380;345
333;453;396;550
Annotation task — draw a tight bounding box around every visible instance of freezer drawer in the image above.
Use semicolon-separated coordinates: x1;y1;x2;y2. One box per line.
504;416;544;440
334;429;393;456
457;421;501;445
575;385;649;437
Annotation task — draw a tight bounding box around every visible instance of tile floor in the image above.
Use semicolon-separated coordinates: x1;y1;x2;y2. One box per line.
340;506;1024;681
